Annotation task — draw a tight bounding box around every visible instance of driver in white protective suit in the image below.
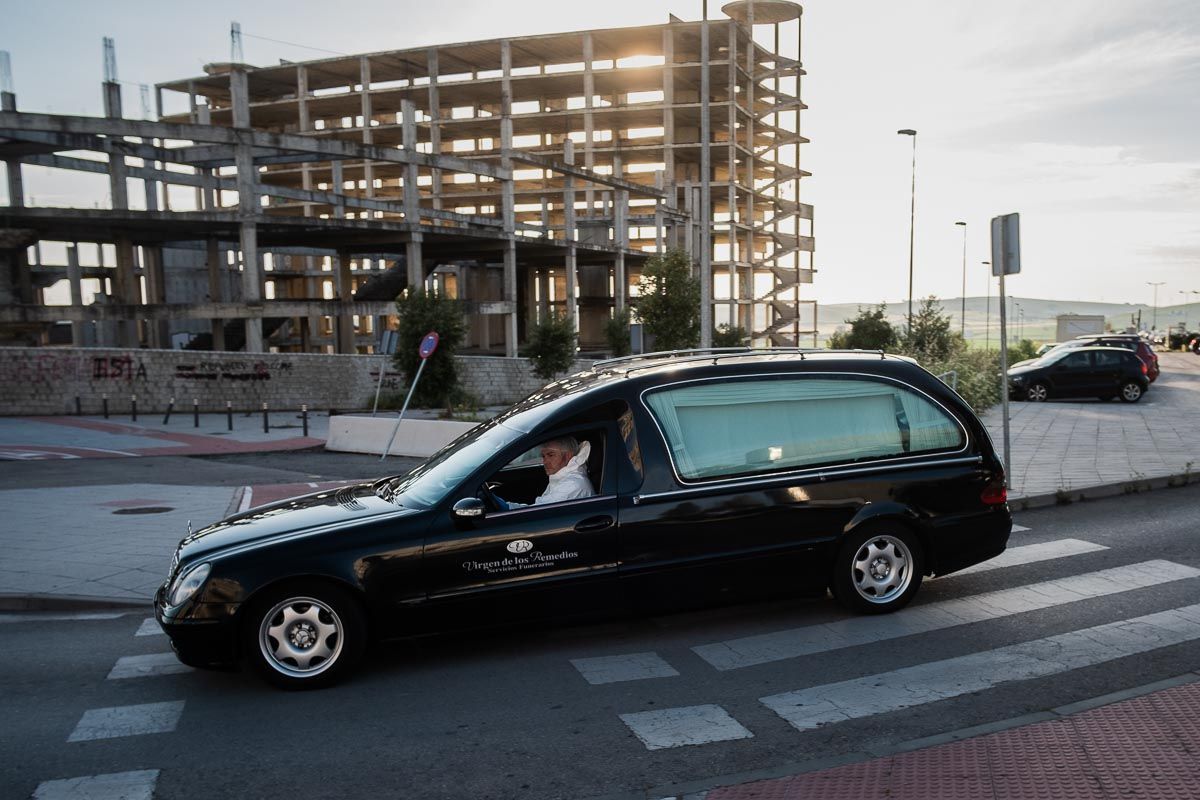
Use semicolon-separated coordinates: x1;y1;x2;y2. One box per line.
494;436;595;509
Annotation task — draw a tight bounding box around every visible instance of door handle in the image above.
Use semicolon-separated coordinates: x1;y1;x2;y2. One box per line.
575;515;614;533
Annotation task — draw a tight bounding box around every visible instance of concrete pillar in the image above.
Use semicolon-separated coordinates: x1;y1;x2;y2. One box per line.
206;237;225;351
336;249;355;353
727;21;740;331
563;140;578;329
67;244;86;346
501;40;518;357
427;48;443;210
359;57;374;201
582;33;595;216
230;68;264;352
699;10;713;348
401;100;423;288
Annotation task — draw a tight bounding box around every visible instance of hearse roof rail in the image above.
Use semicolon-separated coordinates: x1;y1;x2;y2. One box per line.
600;348;891;377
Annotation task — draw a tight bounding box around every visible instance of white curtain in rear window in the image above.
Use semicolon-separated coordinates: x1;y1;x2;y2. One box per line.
644;378;962;480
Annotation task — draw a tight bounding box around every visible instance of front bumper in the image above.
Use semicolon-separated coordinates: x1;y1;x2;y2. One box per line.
155;583;241;669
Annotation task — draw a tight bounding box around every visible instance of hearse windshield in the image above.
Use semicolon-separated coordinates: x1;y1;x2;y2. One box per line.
378;421;525;509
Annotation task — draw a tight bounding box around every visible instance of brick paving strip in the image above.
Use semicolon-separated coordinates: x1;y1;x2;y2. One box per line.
706;679;1200;800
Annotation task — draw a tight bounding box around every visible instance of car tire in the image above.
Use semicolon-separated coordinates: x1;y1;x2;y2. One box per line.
1119;382;1144;403
1026;383;1050;402
831;523;923;614
243;582;366;690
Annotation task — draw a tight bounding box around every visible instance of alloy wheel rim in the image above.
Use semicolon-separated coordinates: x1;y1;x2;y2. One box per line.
851;535;913;604
259;596;343;678
1028;385;1048;402
1123;384;1141;401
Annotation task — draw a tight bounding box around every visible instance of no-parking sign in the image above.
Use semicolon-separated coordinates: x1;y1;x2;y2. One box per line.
418;331;440;359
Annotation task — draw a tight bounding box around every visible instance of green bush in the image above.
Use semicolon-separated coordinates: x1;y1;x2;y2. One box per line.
1009;338;1039;363
604;307;632;357
713;324;749;348
523;312;577;381
392;288;467;408
636;249;701;351
827;303;898;351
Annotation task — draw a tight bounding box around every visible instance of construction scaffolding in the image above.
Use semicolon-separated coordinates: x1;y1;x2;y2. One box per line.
0;1;814;354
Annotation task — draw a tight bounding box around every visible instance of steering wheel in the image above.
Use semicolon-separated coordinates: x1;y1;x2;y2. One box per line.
478;481;503;512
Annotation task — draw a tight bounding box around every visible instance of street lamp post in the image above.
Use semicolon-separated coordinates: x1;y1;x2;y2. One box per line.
955;221;967;337
1147;281;1164;331
983;261;991;350
898;129;917;328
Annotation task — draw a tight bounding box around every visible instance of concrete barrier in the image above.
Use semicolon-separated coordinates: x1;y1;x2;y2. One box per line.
326;414;478;457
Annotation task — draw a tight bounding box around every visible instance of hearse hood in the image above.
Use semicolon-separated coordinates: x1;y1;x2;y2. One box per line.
175;482;419;561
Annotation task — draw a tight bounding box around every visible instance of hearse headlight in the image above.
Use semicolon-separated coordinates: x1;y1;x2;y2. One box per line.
168;562;212;607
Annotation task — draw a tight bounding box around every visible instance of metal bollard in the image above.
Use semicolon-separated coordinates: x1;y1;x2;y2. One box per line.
162;397;175;425
226;400;233;431
193;399;200;428
75;396;82;416
131;394;138;422
102;393;109;419
301;404;309;437
262;402;270;433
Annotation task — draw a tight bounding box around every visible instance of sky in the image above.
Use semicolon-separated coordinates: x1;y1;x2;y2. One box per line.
2;0;1198;308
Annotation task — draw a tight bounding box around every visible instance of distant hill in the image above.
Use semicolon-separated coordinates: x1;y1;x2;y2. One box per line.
815;297;1187;344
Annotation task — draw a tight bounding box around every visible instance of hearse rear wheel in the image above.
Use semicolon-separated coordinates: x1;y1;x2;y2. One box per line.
832;524;923;614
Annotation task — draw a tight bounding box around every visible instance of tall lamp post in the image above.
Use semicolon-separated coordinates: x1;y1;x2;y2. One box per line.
1147;281;1164;331
982;261;991;350
955;221;967;336
898;129;917;327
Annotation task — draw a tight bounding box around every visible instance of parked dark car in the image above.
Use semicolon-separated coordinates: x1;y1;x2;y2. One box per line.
1058;335;1159;382
157;350;1012;688
1008;346;1148;402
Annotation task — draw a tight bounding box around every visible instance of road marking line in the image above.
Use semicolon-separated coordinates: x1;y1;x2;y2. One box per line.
67;701;185;742
620;704;753;750
33;769;159;800
694;559;1196;671
1012;524;1031;532
135;617;163;637
571;652;679;685
952;538;1107;576
761;602;1200;732
238;486;254;513
107;653;192;680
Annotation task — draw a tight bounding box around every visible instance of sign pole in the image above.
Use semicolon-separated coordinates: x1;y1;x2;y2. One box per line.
998;271;1010;481
381;331;440;461
371;356;388;417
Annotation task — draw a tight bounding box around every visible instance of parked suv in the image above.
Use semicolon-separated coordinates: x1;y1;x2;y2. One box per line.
1008;346;1149;402
1060;335;1159;382
158;350;1012;688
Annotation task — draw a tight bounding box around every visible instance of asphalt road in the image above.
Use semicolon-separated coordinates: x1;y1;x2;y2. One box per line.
4;485;1200;799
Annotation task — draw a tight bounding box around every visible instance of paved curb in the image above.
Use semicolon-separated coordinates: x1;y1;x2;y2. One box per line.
1009;469;1200;510
619;671;1200;800
0;593;148;612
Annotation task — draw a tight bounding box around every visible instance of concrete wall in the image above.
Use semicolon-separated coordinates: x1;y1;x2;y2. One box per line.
0;347;594;415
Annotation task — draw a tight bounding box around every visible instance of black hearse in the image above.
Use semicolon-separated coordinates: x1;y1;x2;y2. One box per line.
158;350;1011;688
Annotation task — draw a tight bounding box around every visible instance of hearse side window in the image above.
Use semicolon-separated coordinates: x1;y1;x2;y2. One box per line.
643;377;964;481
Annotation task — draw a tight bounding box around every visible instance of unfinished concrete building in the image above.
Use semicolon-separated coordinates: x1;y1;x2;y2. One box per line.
1;1;814;354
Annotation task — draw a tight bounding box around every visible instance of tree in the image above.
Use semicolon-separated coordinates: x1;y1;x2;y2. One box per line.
524;312;578;380
900;296;959;361
712;323;749;348
392;288;467;408
827;303;898;351
636;249;701;351
604;307;632;357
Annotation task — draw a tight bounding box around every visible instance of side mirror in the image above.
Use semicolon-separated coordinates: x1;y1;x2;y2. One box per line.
452;497;486;520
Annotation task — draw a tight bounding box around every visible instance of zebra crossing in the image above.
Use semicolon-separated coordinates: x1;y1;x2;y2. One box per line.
567;526;1200;750
31;615;186;799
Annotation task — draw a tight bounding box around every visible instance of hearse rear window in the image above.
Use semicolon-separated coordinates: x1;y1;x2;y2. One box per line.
643;376;965;481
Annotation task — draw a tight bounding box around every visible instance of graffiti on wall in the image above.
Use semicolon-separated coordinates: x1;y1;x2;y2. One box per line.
175;360;294;382
0;352;85;386
92;356;148;381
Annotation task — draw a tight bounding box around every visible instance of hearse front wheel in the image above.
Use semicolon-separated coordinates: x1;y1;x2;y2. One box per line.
832;524;923;614
244;582;365;690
